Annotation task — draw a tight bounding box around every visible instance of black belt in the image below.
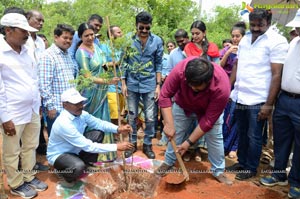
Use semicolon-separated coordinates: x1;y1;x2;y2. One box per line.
282;90;300;99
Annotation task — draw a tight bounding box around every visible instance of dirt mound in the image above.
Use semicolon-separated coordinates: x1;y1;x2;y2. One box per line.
85;165;160;199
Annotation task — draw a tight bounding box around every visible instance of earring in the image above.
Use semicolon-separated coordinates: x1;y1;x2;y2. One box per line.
202;38;205;41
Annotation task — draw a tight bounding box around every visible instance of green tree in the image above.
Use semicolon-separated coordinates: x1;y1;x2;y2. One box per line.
201;5;243;49
1;0;197;47
1;1;291;47
0;0;44;14
39;1;74;43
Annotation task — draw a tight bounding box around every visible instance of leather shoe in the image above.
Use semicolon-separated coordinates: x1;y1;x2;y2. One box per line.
215;173;233;185
124;142;137;158
143;144;155;159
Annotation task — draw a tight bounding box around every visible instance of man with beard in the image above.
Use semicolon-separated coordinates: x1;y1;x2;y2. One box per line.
121;11;163;159
0;13;48;199
155;57;232;185
38;24;76;136
259;10;300;199
227;8;288;180
165;29;190;77
47;88;134;187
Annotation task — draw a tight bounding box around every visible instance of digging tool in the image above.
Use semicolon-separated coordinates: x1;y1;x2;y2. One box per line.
165;138;189;184
105;16;130;190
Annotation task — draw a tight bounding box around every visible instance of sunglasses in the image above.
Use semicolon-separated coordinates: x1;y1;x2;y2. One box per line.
138;25;151;31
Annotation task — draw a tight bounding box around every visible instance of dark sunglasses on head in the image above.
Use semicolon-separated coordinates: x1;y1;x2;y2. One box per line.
138;25;151;31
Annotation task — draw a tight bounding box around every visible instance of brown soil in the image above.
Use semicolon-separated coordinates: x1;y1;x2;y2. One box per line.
0;138;289;199
164;172;186;185
114;191;144;199
84;172;118;199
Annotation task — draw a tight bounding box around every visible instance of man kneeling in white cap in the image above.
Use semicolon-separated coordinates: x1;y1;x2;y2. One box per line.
47;88;134;187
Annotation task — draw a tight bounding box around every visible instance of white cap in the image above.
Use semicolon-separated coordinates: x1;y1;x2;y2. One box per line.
286;9;300;27
0;13;38;32
290;27;296;33
61;88;87;104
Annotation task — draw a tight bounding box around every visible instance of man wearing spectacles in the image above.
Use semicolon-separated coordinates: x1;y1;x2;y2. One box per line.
121;11;164;159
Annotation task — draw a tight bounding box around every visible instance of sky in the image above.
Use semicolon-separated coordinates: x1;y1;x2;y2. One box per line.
199;0;252;19
201;0;245;12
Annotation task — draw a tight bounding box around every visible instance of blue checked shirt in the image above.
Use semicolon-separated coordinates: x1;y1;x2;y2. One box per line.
38;44;75;112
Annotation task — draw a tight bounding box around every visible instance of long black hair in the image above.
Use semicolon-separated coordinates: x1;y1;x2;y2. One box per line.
190;20;209;58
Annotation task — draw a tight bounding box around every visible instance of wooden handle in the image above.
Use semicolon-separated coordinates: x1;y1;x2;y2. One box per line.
170;138;189;181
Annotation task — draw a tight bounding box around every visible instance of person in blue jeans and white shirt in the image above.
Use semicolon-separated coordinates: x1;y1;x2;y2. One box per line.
227;8;288;180
260;9;300;199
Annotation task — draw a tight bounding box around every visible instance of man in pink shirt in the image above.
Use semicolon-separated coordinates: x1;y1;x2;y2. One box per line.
156;56;232;184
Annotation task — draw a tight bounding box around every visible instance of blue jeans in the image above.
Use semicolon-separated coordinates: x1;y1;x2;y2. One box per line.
127;90;155;145
235;103;266;173
272;92;300;187
164;103;225;177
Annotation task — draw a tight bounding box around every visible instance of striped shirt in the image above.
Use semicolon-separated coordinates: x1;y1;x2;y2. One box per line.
38;44;75;112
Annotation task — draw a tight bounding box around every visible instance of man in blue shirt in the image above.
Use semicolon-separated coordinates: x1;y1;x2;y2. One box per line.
121;11;163;159
166;29;190;76
47;88;134;187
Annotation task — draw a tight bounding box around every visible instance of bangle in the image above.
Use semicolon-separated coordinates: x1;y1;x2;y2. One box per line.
186;138;194;146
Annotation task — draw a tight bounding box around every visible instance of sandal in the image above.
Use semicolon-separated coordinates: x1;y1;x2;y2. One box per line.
183;151;192;162
260;151;272;164
194;148;202;162
228;151;237;159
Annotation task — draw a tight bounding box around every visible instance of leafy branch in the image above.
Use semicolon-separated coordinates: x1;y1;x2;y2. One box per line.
70;69;94;91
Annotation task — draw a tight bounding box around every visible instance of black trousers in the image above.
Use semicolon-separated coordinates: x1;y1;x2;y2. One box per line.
53;130;104;182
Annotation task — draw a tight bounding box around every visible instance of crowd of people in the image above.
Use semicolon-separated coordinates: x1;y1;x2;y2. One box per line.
0;6;299;199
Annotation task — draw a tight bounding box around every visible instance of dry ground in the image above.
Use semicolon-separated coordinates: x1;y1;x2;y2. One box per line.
0;134;290;199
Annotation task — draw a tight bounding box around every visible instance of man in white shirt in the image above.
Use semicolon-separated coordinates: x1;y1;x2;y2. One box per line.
47;88;134;187
26;9;49;171
227;8;289;180
260;9;300;199
26;10;46;61
0;13;48;199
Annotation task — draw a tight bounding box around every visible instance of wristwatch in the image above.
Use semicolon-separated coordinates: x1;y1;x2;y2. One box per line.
186;138;194;146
